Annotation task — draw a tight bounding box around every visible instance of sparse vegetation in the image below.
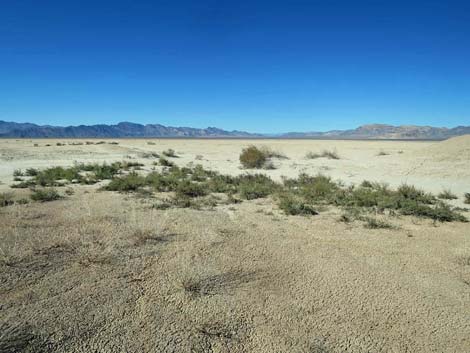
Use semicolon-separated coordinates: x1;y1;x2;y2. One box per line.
0;192;15;207
10;159;465;223
30;188;62;202
305;150;340;160
162;148;178;158
377;150;389;156
363;217;394;229
10;162;134;188
465;193;470;204
277;194;318;215
157;157;175;167
438;189;458;200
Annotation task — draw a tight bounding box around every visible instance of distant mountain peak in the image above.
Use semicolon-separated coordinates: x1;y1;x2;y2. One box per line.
0;120;469;139
0;120;258;138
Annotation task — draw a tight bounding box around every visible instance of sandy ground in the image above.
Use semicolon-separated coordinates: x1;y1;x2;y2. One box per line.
1;137;470;352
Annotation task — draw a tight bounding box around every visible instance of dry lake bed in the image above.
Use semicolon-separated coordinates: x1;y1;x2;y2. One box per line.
0;137;469;352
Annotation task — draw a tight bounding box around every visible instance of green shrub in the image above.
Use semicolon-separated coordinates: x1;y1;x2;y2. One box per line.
105;172;146;192
0;192;15;207
175;180;207;198
397;184;435;204
25;168;39;176
30;188;62;202
438;189;458;200
278;194;318;215
401;201;467;222
239;146;267;169
237;174;277;200
13;169;24;177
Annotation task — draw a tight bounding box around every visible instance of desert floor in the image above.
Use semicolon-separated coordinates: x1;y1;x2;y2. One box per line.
0;137;469;352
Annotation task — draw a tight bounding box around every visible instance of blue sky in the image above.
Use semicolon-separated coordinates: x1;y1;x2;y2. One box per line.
1;0;469;133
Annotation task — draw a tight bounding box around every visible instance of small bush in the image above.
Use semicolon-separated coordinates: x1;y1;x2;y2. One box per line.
105;172;146;192
239;146;267;169
30;188;62;202
465;193;470;204
438;189;458;200
162;149;177;158
147;141;156;145
0;192;15;207
13;169;24;177
25;168;39;176
363;217;394;229
175;180;207;198
278;194;318;216
237;174;277;200
158;157;175;167
376;151;389;156
305;150;339;160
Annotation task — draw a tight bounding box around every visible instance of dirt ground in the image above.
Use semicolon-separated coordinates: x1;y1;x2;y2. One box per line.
1;138;469;352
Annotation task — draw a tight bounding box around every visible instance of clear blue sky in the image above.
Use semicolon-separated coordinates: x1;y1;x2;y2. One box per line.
1;0;469;133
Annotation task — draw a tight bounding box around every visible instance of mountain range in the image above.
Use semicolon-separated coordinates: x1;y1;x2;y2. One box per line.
0;120;469;140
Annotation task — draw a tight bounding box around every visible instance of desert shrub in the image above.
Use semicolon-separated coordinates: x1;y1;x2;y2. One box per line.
396;184;435;204
237;174;277;200
30;188;61;202
13;169;24;177
278;194;318;215
360;180;374;188
25;168;39;176
376;151;389;156
105;172;146;192
399;201;467;222
239;146;267;169
162;149;177;157
465;193;470;204
120;161;144;170
190;164;216;182
0;192;15;207
34;166;80;186
207;174;237;193
284;173;339;203
305;150;339;160
175;180;207;198
438;189;458;200
363;217;394;229
108;141;119;145
147;141;156;145
158;157;175;167
141;152;160;158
